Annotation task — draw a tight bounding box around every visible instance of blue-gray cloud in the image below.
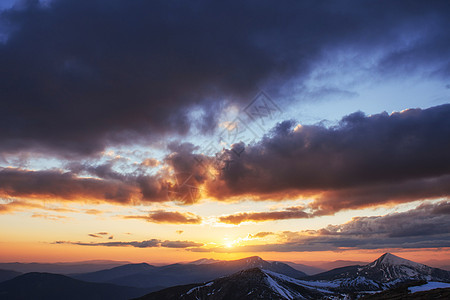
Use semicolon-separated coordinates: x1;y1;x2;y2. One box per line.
0;0;449;156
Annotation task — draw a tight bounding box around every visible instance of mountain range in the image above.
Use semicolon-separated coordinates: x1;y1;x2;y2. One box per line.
0;253;449;299
135;253;450;299
72;256;306;290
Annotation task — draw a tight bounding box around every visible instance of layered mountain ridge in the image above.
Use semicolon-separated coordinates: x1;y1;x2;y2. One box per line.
1;253;449;299
136;253;450;299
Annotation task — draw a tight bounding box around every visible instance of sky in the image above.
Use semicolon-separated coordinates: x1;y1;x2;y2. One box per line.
0;0;450;265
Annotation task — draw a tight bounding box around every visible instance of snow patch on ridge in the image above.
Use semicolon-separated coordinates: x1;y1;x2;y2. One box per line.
408;281;450;293
265;273;298;299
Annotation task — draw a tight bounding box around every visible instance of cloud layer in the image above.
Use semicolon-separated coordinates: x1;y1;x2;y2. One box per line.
1;104;449;214
55;239;203;248
207;104;450;214
124;210;202;224
192;201;450;252
1;0;449;156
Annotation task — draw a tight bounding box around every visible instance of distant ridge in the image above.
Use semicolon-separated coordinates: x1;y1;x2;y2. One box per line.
0;261;130;274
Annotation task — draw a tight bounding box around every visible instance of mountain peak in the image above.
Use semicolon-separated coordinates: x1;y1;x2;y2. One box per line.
370;253;424;269
246;256;263;261
188;258;221;265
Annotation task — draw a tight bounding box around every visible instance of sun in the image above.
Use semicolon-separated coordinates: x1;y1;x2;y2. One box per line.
223;237;236;248
225;241;234;248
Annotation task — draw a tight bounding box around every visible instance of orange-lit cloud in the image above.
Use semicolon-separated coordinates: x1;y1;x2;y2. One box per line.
1;105;450;219
190;201;450;253
140;158;161;167
218;206;311;224
0;167;169;204
31;213;69;221
249;232;274;238
123;210;202;224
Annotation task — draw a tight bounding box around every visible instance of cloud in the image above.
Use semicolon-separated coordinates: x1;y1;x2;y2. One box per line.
1;104;449;213
88;232;109;238
0;167;171;204
219;207;311;225
249;232;274;238
205;104;450;214
160;240;203;248
31;213;69;221
190;201;450;252
140;159;161;168
1;1;449;156
124;210;202;224
55;239;203;248
0;199;78;214
0;200;44;213
84;209;104;215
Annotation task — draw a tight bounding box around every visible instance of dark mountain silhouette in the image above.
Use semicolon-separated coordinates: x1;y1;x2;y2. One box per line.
72;263;156;283
315;260;369;271
0;272;154;300
73;256;307;290
0;269;21;283
276;261;325;275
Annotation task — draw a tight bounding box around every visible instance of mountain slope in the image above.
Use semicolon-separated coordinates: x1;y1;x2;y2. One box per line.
0;269;22;283
0;272;153;300
73;263;156;283
277;261;325;275
73;256;307;289
135;268;329;300
362;280;450;299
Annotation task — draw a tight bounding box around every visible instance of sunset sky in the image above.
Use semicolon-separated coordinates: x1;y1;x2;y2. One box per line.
1;0;450;265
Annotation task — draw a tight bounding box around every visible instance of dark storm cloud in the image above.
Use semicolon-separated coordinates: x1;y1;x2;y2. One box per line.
1;104;449;209
0;167;170;203
191;201;450;252
1;0;450;156
54;238;203;248
123;210;202;224
206;104;450;213
160;240;203;248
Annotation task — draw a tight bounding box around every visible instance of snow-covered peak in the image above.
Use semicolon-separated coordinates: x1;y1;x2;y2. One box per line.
247;256;263;261
189;258;221;265
370;253;425;269
244;256;264;266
